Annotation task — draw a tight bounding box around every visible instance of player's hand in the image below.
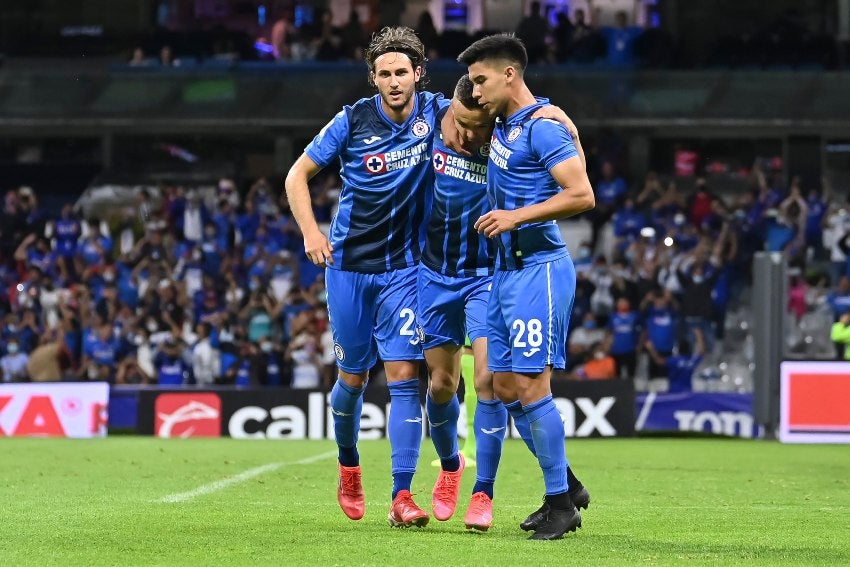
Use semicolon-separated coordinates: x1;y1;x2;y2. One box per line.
474;209;521;237
441;107;471;157
531;105;578;141
304;230;334;267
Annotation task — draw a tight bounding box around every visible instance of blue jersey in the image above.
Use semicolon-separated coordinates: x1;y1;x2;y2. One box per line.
422;109;494;277
305;92;445;273
487;98;578;270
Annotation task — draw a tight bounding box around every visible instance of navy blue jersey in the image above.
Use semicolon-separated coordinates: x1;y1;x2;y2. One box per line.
422;108;494;277
305;92;446;273
487;98;578;270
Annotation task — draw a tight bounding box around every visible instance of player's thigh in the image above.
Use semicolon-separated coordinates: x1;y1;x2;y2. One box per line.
464;275;491;344
487;271;512;372
417;265;467;350
502;258;576;373
325;268;379;373
375;266;425;363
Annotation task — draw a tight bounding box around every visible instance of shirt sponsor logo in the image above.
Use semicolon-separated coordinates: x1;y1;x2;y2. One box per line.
364;143;429;175
489;137;513;170
364;154;386;174
433;151;447;172
434;152;487;184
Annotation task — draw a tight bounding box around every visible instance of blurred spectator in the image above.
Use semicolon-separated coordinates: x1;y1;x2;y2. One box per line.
552;11;575;62
653;329;706;393
1;338;28;382
415;10;440;60
312;9;343;62
571;342;616;380
678;237;725;353
590;160;627;249
600;10;641;67
341;10;367;60
154;335;190;386
641;287;679;380
191;322;220;386
830;311;850;360
159;45;174;66
27;339;73;382
287;330;321;389
567;312;606;371
129;47;148;66
608;297;641;380
516;1;549;64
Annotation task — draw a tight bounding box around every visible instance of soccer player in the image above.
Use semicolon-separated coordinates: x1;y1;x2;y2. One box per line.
458;35;596;540
285;27;451;528
420;75;590;533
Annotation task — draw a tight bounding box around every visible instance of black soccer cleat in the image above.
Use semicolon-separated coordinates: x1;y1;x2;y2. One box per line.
520;500;549;532
520;482;591;531
569;481;591;511
528;506;581;541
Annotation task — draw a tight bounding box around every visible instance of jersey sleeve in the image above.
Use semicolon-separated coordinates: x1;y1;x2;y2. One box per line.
528;118;578;171
304;109;350;168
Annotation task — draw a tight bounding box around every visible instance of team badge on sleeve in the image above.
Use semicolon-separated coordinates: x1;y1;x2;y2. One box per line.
411;118;431;138
507;126;523;142
433;151;447;172
364;154;386;174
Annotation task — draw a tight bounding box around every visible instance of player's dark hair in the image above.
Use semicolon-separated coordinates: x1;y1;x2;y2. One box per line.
453;74;482;110
457;33;528;73
365;26;428;90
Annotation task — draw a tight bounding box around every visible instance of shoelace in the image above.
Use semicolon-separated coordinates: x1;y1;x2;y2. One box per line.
434;470;460;496
340;470;362;495
468;492;489;513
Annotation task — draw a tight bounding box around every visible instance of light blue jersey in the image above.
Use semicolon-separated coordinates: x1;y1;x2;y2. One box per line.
485;98;581;372
417;107;493;349
487;97;578;270
305;91;445;273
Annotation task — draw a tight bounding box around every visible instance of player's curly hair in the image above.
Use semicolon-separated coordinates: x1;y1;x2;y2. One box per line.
365;26;428;90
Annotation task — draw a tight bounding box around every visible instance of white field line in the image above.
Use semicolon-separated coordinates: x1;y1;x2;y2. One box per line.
158;450;336;503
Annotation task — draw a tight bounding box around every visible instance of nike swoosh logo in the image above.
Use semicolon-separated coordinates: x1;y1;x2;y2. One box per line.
363;136;382;145
405;417;423;424
331;408;353;417
523;347;541;358
429;420;449;427
480;427;505;435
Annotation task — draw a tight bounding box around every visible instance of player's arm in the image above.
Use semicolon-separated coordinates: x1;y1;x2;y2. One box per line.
285;153;333;266
531;106;586;169
475;154;594;237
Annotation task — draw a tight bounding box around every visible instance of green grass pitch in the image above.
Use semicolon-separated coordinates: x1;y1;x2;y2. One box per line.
1;437;848;566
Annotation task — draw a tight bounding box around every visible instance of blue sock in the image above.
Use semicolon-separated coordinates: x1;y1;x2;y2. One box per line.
523;395;569;495
330;377;363;467
504;400;536;456
472;399;507;499
426;392;460;471
388;379;422;499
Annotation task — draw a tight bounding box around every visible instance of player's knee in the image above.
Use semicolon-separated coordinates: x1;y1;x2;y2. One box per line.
428;369;457;400
493;380;515;404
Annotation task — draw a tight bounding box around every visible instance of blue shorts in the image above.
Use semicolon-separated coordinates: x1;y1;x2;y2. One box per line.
326;266;424;373
416;265;491;350
487;256;576;373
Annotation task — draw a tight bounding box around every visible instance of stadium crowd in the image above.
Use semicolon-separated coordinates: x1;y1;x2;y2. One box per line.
1;158;848;388
129;3;841;71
